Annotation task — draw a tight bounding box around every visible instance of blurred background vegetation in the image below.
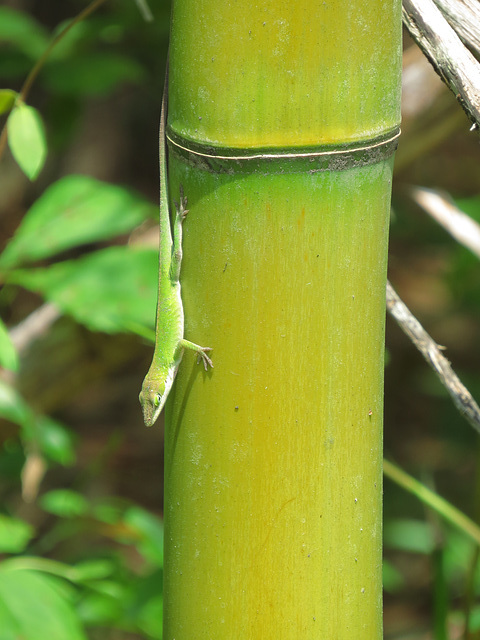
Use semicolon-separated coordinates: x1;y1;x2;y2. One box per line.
0;1;479;638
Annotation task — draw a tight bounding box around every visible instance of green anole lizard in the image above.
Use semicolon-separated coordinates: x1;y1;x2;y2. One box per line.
139;79;213;427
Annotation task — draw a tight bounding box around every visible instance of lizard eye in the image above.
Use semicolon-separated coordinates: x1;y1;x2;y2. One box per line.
153;393;162;407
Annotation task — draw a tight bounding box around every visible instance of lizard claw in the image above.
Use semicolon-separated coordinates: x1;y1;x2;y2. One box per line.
174;185;189;222
197;347;213;371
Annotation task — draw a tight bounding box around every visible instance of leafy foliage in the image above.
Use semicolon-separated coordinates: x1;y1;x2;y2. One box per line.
0;2;166;638
0;7;49;60
0;568;87;640
0;514;34;553
0;175;156;269
8;247;157;337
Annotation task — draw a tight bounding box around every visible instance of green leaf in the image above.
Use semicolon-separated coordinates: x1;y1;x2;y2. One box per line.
384;518;435;554
0;568;86;640
0;8;49;59
122;506;163;566
0;596;22;640
382;559;404;593
83;580;126;600
0;379;32;425
0;514;34;553
0;381;74;464
8;247;157;337
92;502;124;525
0;318;18;371
36;415;76;466
0;175;156;270
73;559;115;583
0;89;17;116
468;606;480;632
7;103;47;180
40;489;89;518
137;593;163;638
128;571;163;638
43;53;146;96
76;588;124;626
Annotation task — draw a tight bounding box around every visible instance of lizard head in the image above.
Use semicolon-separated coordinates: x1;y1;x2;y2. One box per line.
139;366;177;427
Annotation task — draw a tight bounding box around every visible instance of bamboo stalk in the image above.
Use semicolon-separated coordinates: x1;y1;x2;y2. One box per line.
163;1;401;637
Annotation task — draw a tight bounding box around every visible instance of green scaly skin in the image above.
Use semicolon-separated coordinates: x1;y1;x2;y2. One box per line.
139;81;213;427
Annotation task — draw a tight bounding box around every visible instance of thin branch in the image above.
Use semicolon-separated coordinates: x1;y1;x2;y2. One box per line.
133;0;154;22
10;303;61;355
20;0;108;106
402;0;480;129
384;459;480;547
412;187;480;259
386;280;480;434
21;451;46;503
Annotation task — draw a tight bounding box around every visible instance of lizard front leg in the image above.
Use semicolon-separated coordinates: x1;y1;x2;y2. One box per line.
169;186;188;284
180;339;214;370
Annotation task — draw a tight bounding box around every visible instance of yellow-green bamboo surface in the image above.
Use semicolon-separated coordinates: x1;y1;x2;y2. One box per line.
169;0;401;147
163;1;401;638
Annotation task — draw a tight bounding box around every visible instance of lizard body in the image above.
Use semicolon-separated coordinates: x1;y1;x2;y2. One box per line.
139;79;212;427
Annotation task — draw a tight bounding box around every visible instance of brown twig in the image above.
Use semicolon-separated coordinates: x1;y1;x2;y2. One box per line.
403;0;480;129
412;187;480;259
10;303;61;355
386;280;480;435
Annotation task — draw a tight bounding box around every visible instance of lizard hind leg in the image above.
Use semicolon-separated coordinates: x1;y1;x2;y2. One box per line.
180;339;213;371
